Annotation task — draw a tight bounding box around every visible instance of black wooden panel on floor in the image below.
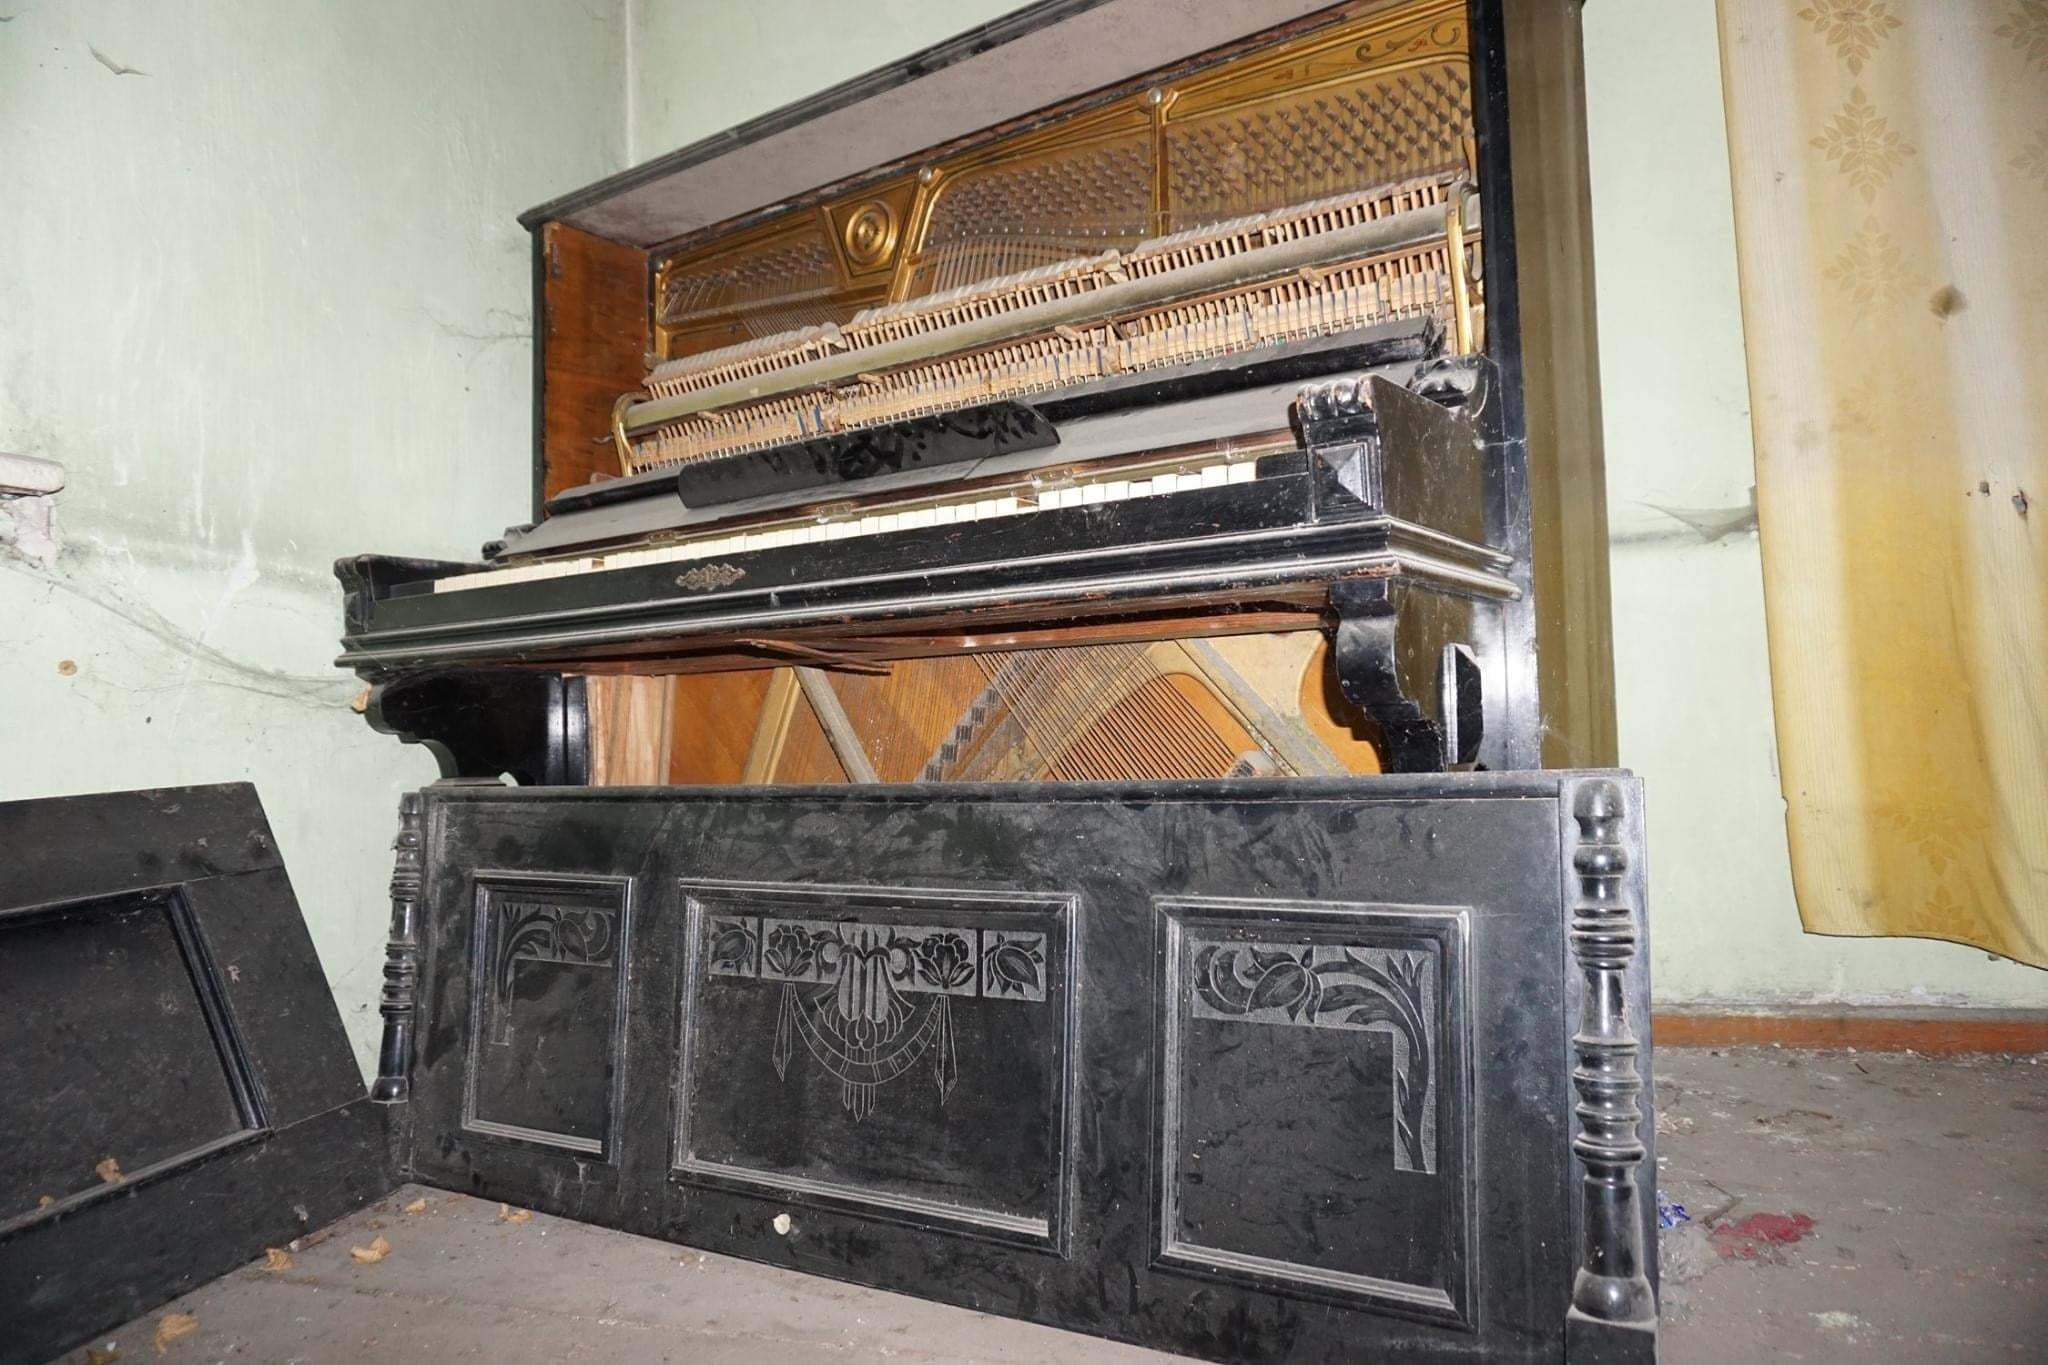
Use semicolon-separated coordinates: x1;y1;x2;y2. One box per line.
395;775;1657;1363
0;785;393;1365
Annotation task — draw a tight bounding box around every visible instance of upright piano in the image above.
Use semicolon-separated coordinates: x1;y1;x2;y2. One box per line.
337;2;1656;1359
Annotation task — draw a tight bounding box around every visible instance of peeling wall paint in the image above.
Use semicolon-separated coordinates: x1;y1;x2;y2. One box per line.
0;2;629;1075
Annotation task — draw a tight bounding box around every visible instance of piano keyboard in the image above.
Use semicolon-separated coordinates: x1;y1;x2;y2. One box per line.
435;456;1262;595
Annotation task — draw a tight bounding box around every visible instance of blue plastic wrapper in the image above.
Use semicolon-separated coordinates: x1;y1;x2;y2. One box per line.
1657;1190;1690;1229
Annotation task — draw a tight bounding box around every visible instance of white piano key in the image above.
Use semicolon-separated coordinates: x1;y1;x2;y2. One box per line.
435;446;1277;595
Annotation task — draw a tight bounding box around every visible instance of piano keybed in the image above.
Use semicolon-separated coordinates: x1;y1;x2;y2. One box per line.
435;446;1273;595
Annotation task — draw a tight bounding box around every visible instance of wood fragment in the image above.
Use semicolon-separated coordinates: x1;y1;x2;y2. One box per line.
94;1156;124;1184
403;1197;429;1214
497;1203;532;1225
348;1234;392;1264
152;1311;197;1354
262;1247;293;1272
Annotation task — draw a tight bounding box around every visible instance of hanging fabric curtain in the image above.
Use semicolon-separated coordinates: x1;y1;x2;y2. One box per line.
1715;0;2048;966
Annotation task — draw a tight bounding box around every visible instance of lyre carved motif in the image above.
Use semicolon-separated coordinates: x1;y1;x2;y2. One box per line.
705;914;1047;1121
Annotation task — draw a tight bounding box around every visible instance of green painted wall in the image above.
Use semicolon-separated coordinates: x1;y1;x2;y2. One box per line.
0;2;628;1074
624;0;2047;1007
626;0;1023;164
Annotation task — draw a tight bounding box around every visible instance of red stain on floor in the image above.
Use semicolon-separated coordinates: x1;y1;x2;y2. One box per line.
1710;1212;1817;1261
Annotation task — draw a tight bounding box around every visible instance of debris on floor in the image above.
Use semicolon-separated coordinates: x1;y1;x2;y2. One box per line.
63;1048;2048;1365
151;1311;197;1354
347;1234;391;1265
1706;1210;1816;1261
1657;1190;1690;1228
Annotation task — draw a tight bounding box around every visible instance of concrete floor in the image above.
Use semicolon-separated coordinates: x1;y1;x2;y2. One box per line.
60;1048;2047;1364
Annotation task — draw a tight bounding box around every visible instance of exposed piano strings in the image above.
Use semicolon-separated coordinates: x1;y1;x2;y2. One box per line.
640;632;1376;787
950;645;1248;782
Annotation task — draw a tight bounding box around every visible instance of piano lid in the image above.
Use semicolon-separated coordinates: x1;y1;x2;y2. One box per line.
525;0;1365;249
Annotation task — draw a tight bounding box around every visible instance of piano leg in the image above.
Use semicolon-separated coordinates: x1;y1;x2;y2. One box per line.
364;669;590;786
1329;578;1484;773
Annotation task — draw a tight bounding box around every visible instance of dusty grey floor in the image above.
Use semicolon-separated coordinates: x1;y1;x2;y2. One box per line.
59;1048;2047;1364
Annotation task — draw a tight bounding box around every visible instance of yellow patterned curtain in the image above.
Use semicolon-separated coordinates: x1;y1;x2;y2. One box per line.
1716;0;2048;966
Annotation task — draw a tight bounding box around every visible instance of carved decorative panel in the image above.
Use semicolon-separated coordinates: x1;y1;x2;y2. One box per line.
405;775;1655;1360
675;880;1075;1250
463;873;633;1158
1154;895;1473;1325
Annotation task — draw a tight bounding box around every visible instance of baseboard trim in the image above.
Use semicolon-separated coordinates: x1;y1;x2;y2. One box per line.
1653;1008;2048;1055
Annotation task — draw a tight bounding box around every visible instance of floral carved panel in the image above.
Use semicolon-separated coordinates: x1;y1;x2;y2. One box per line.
1152;896;1472;1325
462;873;634;1159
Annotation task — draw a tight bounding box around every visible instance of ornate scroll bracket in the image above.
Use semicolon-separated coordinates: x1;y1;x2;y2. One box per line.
371;792;423;1103
363;670;588;787
1565;779;1656;1360
1331;579;1484;773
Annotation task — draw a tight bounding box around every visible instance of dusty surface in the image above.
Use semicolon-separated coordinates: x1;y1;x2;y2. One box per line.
1652;1047;2046;1363
57;1048;2048;1364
